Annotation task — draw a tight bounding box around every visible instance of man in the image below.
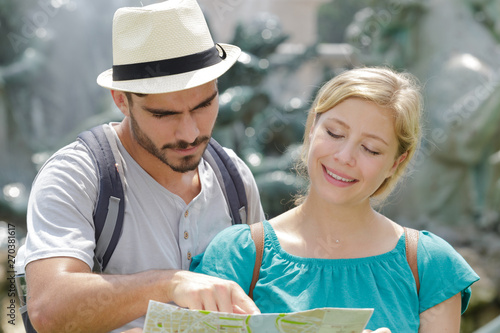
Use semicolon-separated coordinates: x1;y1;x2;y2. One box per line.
23;1;264;332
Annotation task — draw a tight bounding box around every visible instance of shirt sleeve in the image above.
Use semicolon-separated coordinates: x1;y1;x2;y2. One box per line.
417;231;480;314
190;224;256;294
24;141;98;270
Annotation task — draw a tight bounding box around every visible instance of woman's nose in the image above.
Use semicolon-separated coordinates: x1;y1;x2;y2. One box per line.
334;142;356;166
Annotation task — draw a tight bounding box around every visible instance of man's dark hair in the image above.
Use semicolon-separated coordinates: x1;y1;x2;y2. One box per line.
124;92;147;106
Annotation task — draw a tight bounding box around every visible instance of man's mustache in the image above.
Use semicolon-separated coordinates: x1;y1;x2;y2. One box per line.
162;136;210;150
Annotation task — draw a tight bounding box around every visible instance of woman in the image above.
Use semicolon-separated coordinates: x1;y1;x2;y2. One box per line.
191;67;479;332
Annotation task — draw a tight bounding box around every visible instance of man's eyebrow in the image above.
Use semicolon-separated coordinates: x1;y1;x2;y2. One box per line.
142;90;218;115
142;107;180;116
190;90;218;112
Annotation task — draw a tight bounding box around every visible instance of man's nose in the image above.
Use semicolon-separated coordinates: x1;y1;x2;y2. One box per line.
175;114;200;144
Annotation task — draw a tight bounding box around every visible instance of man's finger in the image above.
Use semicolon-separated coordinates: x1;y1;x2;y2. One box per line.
231;289;260;314
214;286;234;313
200;291;219;312
232;304;248;314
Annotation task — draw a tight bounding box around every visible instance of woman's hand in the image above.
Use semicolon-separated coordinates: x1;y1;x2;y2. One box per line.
363;329;391;333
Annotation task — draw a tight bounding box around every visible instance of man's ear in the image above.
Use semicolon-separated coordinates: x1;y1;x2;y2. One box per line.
110;90;130;116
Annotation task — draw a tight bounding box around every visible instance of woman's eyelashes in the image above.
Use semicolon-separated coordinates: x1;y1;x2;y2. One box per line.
362;146;381;156
326;129;343;139
326;129;381;156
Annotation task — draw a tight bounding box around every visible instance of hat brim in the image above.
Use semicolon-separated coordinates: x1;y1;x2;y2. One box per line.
96;44;241;94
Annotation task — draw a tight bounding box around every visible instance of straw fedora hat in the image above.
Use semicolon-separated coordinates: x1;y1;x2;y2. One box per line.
97;0;241;94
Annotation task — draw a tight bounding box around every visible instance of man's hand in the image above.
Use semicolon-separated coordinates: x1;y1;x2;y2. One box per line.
168;270;260;314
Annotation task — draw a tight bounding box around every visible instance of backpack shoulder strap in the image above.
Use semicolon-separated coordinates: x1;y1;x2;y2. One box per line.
77;125;125;273
249;222;264;299
404;227;420;295
203;138;248;225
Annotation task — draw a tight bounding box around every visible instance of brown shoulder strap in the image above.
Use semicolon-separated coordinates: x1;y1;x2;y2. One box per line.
249;222;264;299
405;227;420;295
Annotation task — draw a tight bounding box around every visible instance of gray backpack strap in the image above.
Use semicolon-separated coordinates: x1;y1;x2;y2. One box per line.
203;138;248;224
78;125;125;272
20;303;37;332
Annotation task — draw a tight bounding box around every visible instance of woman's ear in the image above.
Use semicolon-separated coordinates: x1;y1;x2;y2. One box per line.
388;151;408;177
110;90;130;116
309;116;318;141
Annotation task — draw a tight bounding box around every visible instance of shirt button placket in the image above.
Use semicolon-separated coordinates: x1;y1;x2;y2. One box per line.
184;210;190;241
184;209;191;266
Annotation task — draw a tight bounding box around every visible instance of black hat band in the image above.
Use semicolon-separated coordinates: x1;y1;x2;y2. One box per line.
112;45;226;81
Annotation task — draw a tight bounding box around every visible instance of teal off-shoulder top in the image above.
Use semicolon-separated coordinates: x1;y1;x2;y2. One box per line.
190;220;479;332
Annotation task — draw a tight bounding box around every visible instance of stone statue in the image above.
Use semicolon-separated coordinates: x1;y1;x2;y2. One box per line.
0;0;46;221
347;0;500;233
214;13;315;217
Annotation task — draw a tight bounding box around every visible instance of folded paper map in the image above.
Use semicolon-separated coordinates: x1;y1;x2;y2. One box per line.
143;300;373;333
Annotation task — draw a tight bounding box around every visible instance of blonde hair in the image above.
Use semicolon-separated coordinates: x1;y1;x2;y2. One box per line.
297;67;422;204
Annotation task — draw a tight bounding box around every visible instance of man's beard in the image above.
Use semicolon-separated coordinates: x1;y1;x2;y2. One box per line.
129;112;210;173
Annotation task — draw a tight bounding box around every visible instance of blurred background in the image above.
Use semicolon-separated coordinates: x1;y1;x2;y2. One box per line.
1;0;499;332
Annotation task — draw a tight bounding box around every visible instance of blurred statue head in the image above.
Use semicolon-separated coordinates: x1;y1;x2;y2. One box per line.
232;12;288;58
